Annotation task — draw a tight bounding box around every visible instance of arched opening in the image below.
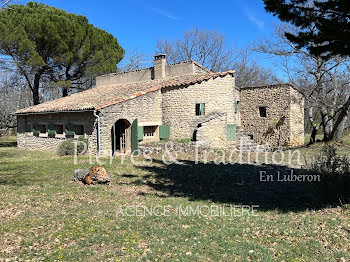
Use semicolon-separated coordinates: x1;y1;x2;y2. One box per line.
111;119;131;154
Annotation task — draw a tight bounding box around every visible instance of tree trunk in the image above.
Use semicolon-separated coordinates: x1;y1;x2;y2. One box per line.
329;95;350;140
32;73;41;105
308;106;317;144
333;115;348;140
320;107;332;141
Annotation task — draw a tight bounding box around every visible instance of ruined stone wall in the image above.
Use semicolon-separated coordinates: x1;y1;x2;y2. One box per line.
17;112;97;153
240;85;304;148
161;75;239;142
99;90;162;154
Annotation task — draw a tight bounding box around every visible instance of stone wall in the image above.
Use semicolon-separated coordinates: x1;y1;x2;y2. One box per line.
17;112;97;153
196;113;229;148
99;90;163;154
289;88;305;146
96;61;208;87
240;85;304;148
161;75;239;142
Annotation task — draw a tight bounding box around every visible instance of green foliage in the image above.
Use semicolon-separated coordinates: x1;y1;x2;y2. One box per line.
57;137;88;156
264;0;350;58
174;138;192;144
0;2;124;104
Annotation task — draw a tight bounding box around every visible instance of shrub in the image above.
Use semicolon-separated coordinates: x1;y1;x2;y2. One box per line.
305;145;350;205
57;136;88;156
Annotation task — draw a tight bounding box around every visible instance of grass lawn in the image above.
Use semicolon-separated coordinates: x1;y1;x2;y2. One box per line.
0;137;349;261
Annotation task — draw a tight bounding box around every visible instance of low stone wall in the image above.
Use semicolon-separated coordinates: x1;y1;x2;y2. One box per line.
17;134;65;151
16;112;97;153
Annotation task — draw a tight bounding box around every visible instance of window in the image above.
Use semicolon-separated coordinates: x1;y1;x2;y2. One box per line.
38;124;47;134
235;101;239;113
56;125;64;134
74;125;84;136
144;126;155;137
259;106;267;117
195;103;205;116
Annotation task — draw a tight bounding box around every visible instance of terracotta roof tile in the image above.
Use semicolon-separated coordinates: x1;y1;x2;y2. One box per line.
15;71;235;114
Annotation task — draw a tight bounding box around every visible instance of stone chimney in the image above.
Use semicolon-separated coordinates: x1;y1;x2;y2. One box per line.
153;54;166;79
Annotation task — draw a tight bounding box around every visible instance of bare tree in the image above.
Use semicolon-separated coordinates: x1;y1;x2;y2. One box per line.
0;0;18;10
118;49;149;72
0;72;32;128
232;49;280;87
255;24;350;142
156;27;278;87
156;28;236;72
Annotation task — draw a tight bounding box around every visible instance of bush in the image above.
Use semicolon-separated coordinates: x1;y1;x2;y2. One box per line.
305;145;350;205
57;136;88;156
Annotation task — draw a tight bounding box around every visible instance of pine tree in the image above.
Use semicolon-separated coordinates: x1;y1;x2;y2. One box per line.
0;2;124;104
264;0;350;58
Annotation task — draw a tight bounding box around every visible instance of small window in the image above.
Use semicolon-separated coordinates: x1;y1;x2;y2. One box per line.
259;107;267;117
235;101;239;113
38;124;47;134
74;125;84;136
56;125;64;134
144;126;155;137
195;103;205;116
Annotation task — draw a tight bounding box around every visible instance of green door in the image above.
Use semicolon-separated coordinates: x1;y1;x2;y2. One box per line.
131;119;138;152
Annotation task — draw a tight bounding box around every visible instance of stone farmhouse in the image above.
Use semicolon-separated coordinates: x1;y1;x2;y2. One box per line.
15;55;304;155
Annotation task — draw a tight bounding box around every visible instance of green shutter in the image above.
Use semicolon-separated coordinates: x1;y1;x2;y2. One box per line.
227;124;236;141
33;123;39;136
131;119;138;152
200;103;205;115
138;126;144;141
65;123;75;137
159;125;170;139
234;101;238;113
25;124;32;133
48;123;56;136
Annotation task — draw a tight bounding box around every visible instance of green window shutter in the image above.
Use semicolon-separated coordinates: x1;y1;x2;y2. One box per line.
48;123;56;136
33;123;39;136
200;103;205;115
65;123;75;137
131;119;139;152
234;101;238;113
138;126;144;141
25;124;32;132
159;125;170;139
227;124;236;141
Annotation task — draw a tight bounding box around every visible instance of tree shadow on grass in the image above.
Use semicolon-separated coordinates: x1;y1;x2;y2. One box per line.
135;159;333;212
0;141;17;147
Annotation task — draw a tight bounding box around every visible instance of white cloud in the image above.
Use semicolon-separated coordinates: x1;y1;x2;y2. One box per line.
244;7;264;31
151;8;178;20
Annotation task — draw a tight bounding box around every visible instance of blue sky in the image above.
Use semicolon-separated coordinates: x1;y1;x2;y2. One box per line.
27;0;281;74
